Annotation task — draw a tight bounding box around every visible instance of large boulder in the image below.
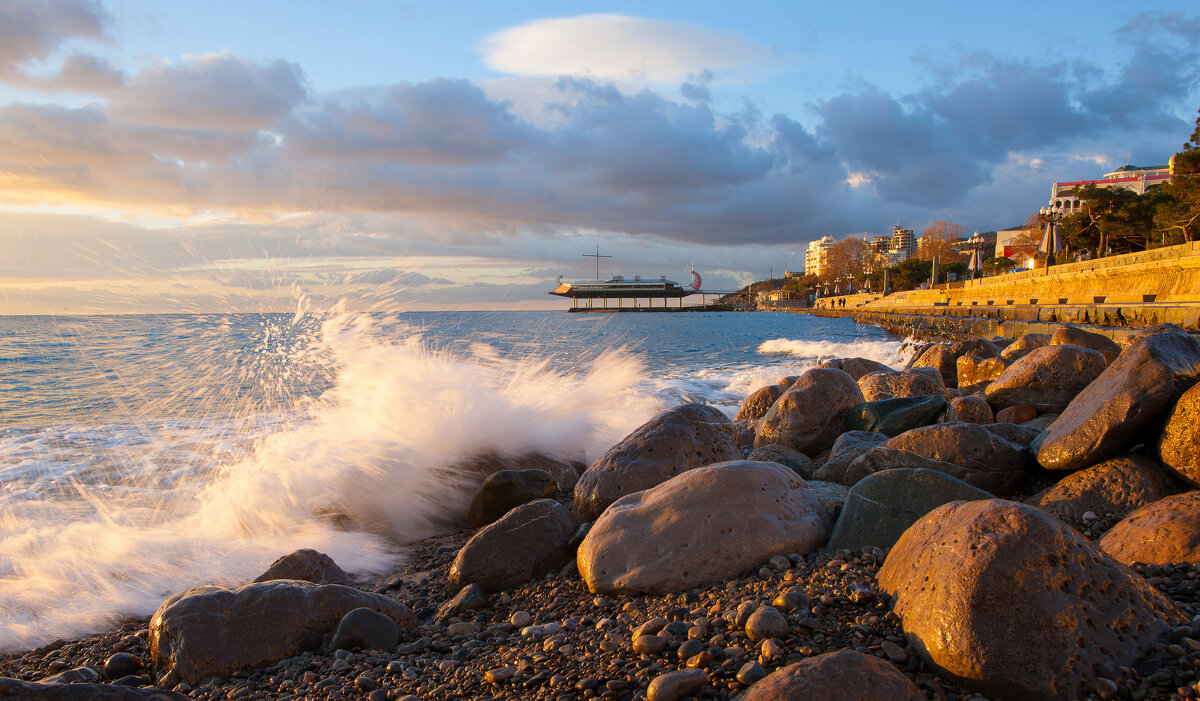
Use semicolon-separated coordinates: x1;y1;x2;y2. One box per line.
827;468;991;551
945;395;993;424
1036;332;1200;471
857;367;944;402
578;461;830;594
451;498;575;592
149;581;416;684
575;403;739;520
0;679;188;700
466;468;557;528
840;447;965;488
984;345;1108;413
735;384;784;421
1049;325;1121;356
878;499;1185;700
809;431;889;484
817;357;894;380
911;339;998;388
1099;491;1200;566
739;649;923;700
755;369;864;456
253;549;348;585
460;453;580;491
984;422;1043;447
1031;455;1180;527
746;444;816;479
843;395;946;437
1000;333;1050;361
1158;382;1200;486
884;422;1029;495
956;355;1012;392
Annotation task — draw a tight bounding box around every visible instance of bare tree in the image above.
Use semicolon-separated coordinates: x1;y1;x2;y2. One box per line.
917;221;966;263
820;237;870;283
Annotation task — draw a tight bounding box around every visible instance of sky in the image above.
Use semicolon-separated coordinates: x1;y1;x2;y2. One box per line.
1;0;1198;313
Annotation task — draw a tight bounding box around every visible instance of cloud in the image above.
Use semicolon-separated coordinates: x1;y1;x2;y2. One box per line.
112;52;308;130
481;14;770;83
0;0;109;84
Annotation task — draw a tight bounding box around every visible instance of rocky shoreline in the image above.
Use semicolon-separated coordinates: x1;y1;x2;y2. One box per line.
5;323;1200;700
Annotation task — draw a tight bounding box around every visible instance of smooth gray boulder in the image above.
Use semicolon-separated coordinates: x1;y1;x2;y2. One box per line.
844;395;945;437
466;468;557;528
149;581;416;684
810;431;889;483
840;446;966;488
253;549;348;585
984;344;1107;413
858;367;944;402
828;469;992;551
575;403;739;520
328;607;399;652
451;498;575;593
755;369;864;456
738;649;924;700
747;444;816;479
884;422;1028;495
984;422;1043;447
1037;332;1200;471
817;357;895;380
459;452;580;491
578;461;830;594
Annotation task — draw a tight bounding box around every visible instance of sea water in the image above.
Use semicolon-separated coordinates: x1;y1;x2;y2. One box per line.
0;310;907;651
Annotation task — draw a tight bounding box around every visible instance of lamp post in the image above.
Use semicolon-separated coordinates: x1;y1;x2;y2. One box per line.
966;231;984;280
1038;206;1063;268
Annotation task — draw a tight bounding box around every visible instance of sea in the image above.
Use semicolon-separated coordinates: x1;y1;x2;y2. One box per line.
0;309;909;652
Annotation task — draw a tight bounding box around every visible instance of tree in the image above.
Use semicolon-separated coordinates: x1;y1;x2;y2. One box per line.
917;221;965;263
820;237;870;283
1059;185;1169;256
983;256;1017;275
1155;108;1200;243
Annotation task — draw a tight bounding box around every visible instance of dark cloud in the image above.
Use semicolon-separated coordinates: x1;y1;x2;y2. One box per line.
0;0;109;83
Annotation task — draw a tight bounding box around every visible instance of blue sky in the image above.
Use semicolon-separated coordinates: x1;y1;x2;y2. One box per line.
0;0;1197;312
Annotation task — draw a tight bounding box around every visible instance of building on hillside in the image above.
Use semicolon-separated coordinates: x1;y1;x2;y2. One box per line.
890;225;916;259
996;225;1038;267
804;235;835;277
869;236;892;253
1049;162;1172;213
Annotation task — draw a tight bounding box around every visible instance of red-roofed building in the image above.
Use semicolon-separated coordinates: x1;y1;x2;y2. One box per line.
1049;160;1174;213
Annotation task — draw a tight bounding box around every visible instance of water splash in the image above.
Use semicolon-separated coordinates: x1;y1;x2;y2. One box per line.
756;337;911;368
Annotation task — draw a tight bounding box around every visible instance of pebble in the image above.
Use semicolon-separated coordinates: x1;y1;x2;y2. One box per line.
485;667;515;683
103;652;141;679
510;611;532;627
773;586;811;611
737;661;767;685
745;605;788;641
880;640;908;662
634;635;669;654
647;668;707;701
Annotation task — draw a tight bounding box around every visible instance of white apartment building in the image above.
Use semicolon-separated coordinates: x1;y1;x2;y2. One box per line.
804;235;835;277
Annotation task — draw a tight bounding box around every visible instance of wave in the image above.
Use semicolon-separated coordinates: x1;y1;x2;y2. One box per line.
756;337;911;368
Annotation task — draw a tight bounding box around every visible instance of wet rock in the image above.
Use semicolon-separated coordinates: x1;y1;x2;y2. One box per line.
39;667;101;684
844;395;945;437
817;357;894;380
804;480;849;521
984;422;1042;447
746;444;816;479
739;649;923;700
828;468;992;551
575;403;739;520
646;668;706;701
578;461;830;594
884;422;1028;495
840;447;964;488
736;385;784;421
328;607;399;652
1037;331;1200;471
755;369;864;456
946;395;993;424
466;468;557;528
994;405;1038;424
878;499;1184;700
451;499;575;593
744;606;787;641
1049;325;1121;356
1000;333;1051;361
810;431;889;483
436;583;488;619
732;419;758;449
1099;491;1200;566
911;339;999;388
460;452;581;492
149;580;416;684
985;345;1108;413
252;548;349;585
1158;382;1200;486
1032;455;1180;526
956;355;1012;391
102;653;141;680
857;367;945;402
0;679;188;700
